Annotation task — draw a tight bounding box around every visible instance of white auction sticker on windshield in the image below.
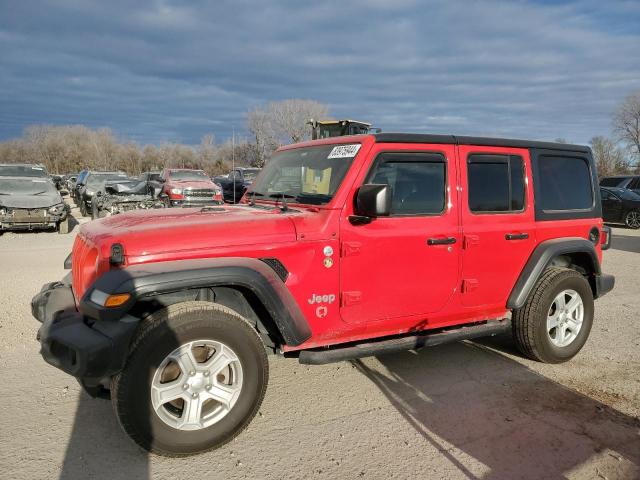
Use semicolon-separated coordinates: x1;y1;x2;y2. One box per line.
328;144;361;159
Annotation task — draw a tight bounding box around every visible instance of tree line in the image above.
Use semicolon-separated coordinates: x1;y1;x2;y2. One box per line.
0;94;638;178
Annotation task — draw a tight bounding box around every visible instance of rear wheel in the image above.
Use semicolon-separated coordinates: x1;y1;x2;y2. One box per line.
111;302;268;456
625;210;640;229
512;267;594;363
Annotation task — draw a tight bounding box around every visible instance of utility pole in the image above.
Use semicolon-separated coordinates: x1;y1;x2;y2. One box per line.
232;127;236;202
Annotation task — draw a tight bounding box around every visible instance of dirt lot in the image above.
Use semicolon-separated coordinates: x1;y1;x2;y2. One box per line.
0;206;638;480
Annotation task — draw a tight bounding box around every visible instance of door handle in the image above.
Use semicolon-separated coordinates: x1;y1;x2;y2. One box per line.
505;233;529;240
427;237;457;246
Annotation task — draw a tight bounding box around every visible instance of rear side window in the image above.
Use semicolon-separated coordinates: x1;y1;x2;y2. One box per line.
368;152;446;215
537;156;592;211
467;155;525;213
599;177;628;187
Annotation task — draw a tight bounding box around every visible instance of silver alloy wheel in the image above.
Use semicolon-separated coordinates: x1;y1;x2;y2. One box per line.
626;210;640;229
151;340;243;431
546;289;584;348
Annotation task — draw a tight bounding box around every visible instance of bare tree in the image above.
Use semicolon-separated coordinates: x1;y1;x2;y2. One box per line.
247;99;330;166
590;136;629;178
269;99;329;143
613;91;640;164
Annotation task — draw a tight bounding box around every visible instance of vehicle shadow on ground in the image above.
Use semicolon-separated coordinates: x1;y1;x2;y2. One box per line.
353;339;640;479
611;234;640;254
58;392;149;480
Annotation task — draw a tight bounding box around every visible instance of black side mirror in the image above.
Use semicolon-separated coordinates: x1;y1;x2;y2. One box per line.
351;184;391;224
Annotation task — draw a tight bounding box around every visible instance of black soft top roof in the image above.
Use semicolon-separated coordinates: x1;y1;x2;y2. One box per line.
373;133;590;153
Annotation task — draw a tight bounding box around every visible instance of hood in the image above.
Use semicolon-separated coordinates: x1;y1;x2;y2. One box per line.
169;179;216;189
81;205;297;258
0;192;62;209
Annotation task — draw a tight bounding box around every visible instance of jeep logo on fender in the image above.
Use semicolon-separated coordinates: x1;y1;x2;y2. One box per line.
308;293;336;305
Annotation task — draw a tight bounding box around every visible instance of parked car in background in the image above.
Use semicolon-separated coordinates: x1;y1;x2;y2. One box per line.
50;174;65;191
0;176;69;233
77;171;128;217
0;163;49;178
213;167;261;203
91;176;164;219
72;169;89;206
600;187;640;229
600;175;640;194
159;168;223;207
64;173;79;193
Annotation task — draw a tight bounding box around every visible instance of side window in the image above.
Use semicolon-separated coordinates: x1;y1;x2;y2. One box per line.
600;189;612;200
467;155;525;213
537;156;593;211
232;170;242;180
629;177;640;189
367;152;446;215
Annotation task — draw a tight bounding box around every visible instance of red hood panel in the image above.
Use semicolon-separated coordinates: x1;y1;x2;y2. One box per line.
168;179;217;189
81;206;297;257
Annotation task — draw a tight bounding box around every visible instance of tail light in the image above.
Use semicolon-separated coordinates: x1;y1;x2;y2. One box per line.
600;225;612;250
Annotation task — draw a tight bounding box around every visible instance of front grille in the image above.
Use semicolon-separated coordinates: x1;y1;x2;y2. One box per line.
184;189;215;198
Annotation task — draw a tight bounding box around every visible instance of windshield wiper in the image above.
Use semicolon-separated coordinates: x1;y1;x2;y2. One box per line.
248;191;265;206
33;191;48;195
269;192;295;212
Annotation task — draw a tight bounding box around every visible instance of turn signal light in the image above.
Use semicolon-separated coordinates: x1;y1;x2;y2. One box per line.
104;293;131;307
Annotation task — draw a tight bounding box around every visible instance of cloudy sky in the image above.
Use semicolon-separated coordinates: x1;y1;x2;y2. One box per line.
1;0;639;145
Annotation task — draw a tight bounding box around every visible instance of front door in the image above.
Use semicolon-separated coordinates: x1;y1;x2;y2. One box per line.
339;144;460;325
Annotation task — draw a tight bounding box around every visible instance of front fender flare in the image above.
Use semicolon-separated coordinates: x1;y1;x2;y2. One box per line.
80;257;312;347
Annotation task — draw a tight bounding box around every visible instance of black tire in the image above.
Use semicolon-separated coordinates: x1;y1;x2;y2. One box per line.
624;210;640;229
111;301;269;456
512;267;594;364
57;217;70;234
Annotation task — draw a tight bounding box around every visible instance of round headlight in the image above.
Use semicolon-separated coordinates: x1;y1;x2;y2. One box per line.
48;203;65;214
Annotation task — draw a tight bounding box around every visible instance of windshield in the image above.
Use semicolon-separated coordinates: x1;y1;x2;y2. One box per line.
600;177;629;187
0;178;58;195
0;165;49;178
249;144;360;205
170;170;209;181
242;169;260;181
86;173;128;189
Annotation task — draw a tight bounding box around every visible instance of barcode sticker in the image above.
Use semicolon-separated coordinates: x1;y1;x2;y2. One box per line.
328;144;361;159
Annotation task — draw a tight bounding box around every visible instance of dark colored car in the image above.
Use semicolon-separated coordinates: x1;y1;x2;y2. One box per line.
0;163;49;178
0;176;69;233
77;171;128;216
213;167;261;203
91;177;164;219
72;170;89;206
600;187;640;229
600;175;640;195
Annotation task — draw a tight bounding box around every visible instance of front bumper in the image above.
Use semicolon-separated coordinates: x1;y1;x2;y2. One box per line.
32;276;138;386
1;208;66;230
170;198;223;207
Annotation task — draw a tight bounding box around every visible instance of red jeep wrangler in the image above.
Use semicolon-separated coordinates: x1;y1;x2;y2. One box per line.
32;133;614;456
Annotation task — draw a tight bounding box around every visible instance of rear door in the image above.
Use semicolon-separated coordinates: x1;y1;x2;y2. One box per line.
600;188;623;222
458;146;535;307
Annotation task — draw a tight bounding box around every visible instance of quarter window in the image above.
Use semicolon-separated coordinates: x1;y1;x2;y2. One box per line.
368;153;446;215
467;155;525;213
538;156;592;211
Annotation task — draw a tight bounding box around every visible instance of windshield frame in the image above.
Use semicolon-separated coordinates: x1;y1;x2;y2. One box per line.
168;170;210;181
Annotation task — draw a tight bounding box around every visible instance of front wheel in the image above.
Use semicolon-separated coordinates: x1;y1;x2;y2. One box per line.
512;267;594;363
625;210;640;229
111;302;269;456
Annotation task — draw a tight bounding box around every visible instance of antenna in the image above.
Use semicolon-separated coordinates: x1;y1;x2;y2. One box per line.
232;127;236;202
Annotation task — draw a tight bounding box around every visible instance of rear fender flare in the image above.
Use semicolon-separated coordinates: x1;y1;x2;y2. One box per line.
507;238;600;309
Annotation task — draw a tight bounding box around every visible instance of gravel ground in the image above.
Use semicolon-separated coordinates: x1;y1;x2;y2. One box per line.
0;205;638;480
